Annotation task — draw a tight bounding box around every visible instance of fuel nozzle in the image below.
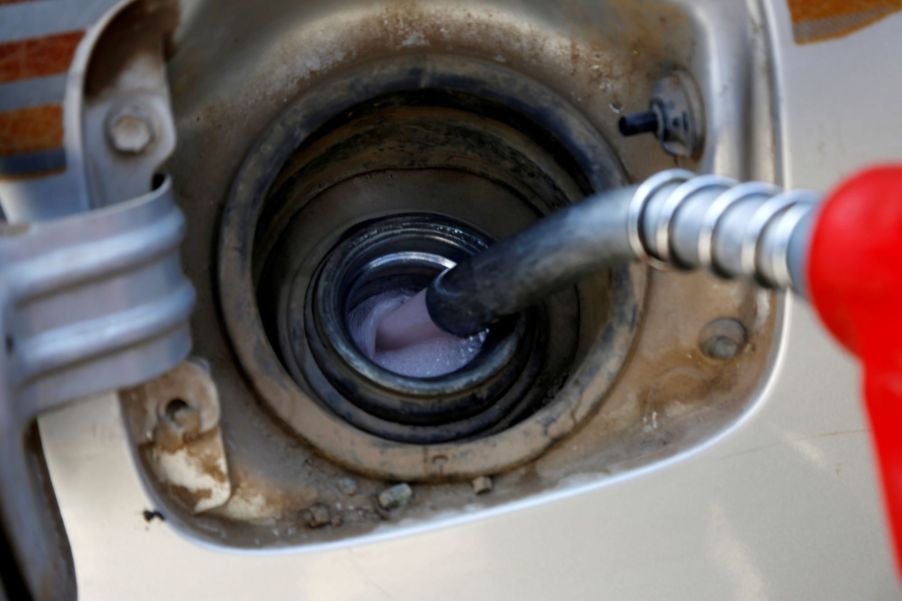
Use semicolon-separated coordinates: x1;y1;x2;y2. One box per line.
383;165;902;579
422;170;818;337
805;166;902;578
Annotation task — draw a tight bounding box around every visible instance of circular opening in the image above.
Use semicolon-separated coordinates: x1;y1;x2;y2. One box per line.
318;216;507;381
301;214;541;443
344;255;487;378
219;55;641;477
164;398;189;418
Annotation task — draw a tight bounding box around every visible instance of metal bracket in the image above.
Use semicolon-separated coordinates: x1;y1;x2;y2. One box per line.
122;360;231;514
0;178;194;600
0;2;192;597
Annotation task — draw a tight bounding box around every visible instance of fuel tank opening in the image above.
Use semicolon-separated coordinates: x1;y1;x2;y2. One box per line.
319;217;494;379
120;0;781;550
302;214;547;444
219;55;639;476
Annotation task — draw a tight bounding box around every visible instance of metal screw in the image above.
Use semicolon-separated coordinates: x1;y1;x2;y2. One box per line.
699;318;748;360
618;110;660;137
107;106;156;155
617;69;704;158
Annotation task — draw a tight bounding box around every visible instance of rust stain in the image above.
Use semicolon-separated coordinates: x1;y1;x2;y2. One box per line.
788;0;902;44
0;104;63;156
0;30;83;84
166;483;214;509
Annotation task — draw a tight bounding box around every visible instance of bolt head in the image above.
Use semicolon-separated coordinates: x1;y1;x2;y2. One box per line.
107;106;155;154
699;318;748;360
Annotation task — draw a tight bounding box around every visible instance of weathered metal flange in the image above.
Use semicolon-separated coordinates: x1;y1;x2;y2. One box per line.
218;55;643;480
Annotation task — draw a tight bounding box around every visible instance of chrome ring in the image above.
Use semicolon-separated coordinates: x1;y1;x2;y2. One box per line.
652;175;734;264
627;169;694;262
740;190;815;280
757;193;818;288
697;182;778;273
360;251;457;274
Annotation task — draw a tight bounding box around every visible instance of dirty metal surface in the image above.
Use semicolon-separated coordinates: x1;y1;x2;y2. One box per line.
80;0;179;209
100;0;785;549
220;61;639;472
122;361;231;514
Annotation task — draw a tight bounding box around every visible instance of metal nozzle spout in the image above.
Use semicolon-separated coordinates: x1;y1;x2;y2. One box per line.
424;170;820;338
426;186;637;337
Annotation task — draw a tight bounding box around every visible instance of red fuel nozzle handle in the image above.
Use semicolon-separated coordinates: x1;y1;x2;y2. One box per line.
808;166;902;575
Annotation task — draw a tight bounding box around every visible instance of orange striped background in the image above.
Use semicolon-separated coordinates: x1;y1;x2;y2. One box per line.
0;30;83;84
0;106;64;155
0;6;82;176
788;0;902;43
